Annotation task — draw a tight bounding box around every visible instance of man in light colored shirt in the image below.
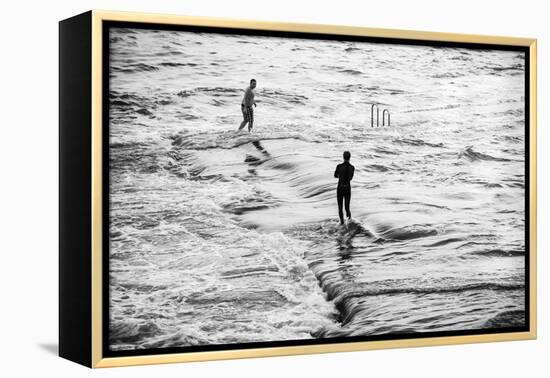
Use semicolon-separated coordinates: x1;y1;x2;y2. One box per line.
238;78;257;132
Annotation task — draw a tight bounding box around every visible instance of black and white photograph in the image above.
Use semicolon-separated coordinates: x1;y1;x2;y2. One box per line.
106;25;528;353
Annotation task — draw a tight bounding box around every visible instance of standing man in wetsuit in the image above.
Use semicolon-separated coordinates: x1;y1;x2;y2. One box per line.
334;151;355;224
238;78;257;132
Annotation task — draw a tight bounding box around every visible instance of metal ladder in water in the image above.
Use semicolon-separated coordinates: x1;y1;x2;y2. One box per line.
371;104;390;127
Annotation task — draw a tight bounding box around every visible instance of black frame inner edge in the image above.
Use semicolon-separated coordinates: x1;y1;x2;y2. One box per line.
101;20;531;358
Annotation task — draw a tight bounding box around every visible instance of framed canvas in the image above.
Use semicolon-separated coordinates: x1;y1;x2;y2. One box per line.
59;10;537;368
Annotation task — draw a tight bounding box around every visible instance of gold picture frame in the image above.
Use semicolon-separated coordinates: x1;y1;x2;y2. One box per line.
59;9;537;368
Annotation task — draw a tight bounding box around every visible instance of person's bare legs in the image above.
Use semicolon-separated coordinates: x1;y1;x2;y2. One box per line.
238;107;248;130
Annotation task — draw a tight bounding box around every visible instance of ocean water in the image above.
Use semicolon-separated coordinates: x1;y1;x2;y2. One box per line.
107;27;526;350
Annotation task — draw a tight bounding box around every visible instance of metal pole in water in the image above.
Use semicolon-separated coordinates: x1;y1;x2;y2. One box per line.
383;109;390;127
371;104;379;128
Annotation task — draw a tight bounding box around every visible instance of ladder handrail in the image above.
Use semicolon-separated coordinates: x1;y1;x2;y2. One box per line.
371;104;379;128
371;104;390;127
383;108;390;127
